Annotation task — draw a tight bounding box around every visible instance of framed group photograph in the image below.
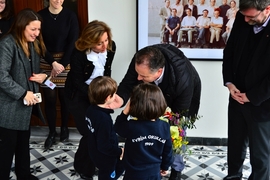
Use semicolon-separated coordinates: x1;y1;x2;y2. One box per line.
137;0;239;60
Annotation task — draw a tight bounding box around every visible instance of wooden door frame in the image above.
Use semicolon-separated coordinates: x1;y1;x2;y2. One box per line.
12;0;88;31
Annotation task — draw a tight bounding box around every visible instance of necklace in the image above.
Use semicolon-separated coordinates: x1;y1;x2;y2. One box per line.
49;12;59;20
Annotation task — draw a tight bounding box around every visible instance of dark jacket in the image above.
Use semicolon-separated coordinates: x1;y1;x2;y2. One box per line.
117;44;201;117
114;112;173;179
65;41;116;99
183;4;198;18
38;7;79;67
86;105;122;169
223;12;270;122
0;34;45;130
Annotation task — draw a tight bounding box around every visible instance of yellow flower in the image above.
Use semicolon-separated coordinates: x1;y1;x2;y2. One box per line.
173;137;182;148
170;126;179;139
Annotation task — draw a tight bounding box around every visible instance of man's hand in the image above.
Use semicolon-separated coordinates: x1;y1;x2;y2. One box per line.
227;83;248;104
235;92;250;103
108;94;124;109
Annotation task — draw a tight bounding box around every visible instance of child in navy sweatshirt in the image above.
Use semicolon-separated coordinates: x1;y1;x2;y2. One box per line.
114;83;173;180
86;76;124;179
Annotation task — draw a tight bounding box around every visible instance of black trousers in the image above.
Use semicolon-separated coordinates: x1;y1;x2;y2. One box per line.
65;91;95;176
227;100;270;179
0;126;31;180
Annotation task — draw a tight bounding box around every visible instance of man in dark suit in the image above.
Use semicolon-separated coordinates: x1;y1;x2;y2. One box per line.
183;0;198;18
222;0;270;179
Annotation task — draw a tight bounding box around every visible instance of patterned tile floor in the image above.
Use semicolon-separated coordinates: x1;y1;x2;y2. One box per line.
9;127;251;180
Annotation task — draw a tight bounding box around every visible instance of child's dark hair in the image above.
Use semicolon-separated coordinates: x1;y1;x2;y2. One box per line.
129;83;167;120
88;76;117;105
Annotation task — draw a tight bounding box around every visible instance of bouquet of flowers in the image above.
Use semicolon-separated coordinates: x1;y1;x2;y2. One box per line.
160;107;200;155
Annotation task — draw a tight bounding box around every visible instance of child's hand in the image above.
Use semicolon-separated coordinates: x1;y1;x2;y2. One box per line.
120;147;124;160
160;170;168;176
123;100;130;115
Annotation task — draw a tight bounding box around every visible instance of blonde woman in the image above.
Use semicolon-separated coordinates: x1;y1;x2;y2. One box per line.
64;20;116;179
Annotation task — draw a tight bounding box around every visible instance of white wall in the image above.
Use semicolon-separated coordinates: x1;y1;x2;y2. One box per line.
88;0;229;138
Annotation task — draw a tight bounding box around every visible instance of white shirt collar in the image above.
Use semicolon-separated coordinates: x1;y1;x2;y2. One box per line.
154;67;165;85
87;50;107;62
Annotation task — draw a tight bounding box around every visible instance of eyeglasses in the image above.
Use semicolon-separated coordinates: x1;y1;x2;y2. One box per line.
240;10;264;20
0;1;6;4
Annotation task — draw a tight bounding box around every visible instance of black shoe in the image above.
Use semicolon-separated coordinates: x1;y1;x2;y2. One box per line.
29;174;39;180
79;173;93;180
223;175;242;180
169;168;181;180
176;42;181;48
17;174;38;180
189;43;193;48
60;127;69;142
44;131;57;149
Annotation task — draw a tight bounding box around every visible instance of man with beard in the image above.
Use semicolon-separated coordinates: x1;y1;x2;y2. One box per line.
222;0;270;179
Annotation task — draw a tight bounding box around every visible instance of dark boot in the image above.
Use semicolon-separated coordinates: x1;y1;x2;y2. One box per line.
44;131;57;149
223;175;242;180
17;174;39;180
169;168;182;180
60;127;69;142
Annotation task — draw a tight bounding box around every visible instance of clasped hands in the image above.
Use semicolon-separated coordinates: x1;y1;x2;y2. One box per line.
51;61;65;77
227;83;250;104
169;29;176;35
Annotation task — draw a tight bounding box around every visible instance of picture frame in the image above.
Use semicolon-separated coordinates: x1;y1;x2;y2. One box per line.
137;0;239;60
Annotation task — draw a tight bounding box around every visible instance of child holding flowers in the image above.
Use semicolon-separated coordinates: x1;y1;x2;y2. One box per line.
114;83;173;180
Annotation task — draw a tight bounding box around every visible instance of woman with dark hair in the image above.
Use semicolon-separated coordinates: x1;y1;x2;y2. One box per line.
0;8;47;180
0;0;14;39
38;0;79;150
65;20;116;179
114;83;173;180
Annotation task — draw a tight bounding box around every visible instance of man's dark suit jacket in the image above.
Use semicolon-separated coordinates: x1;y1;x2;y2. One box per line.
183;4;198;18
223;11;270;122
